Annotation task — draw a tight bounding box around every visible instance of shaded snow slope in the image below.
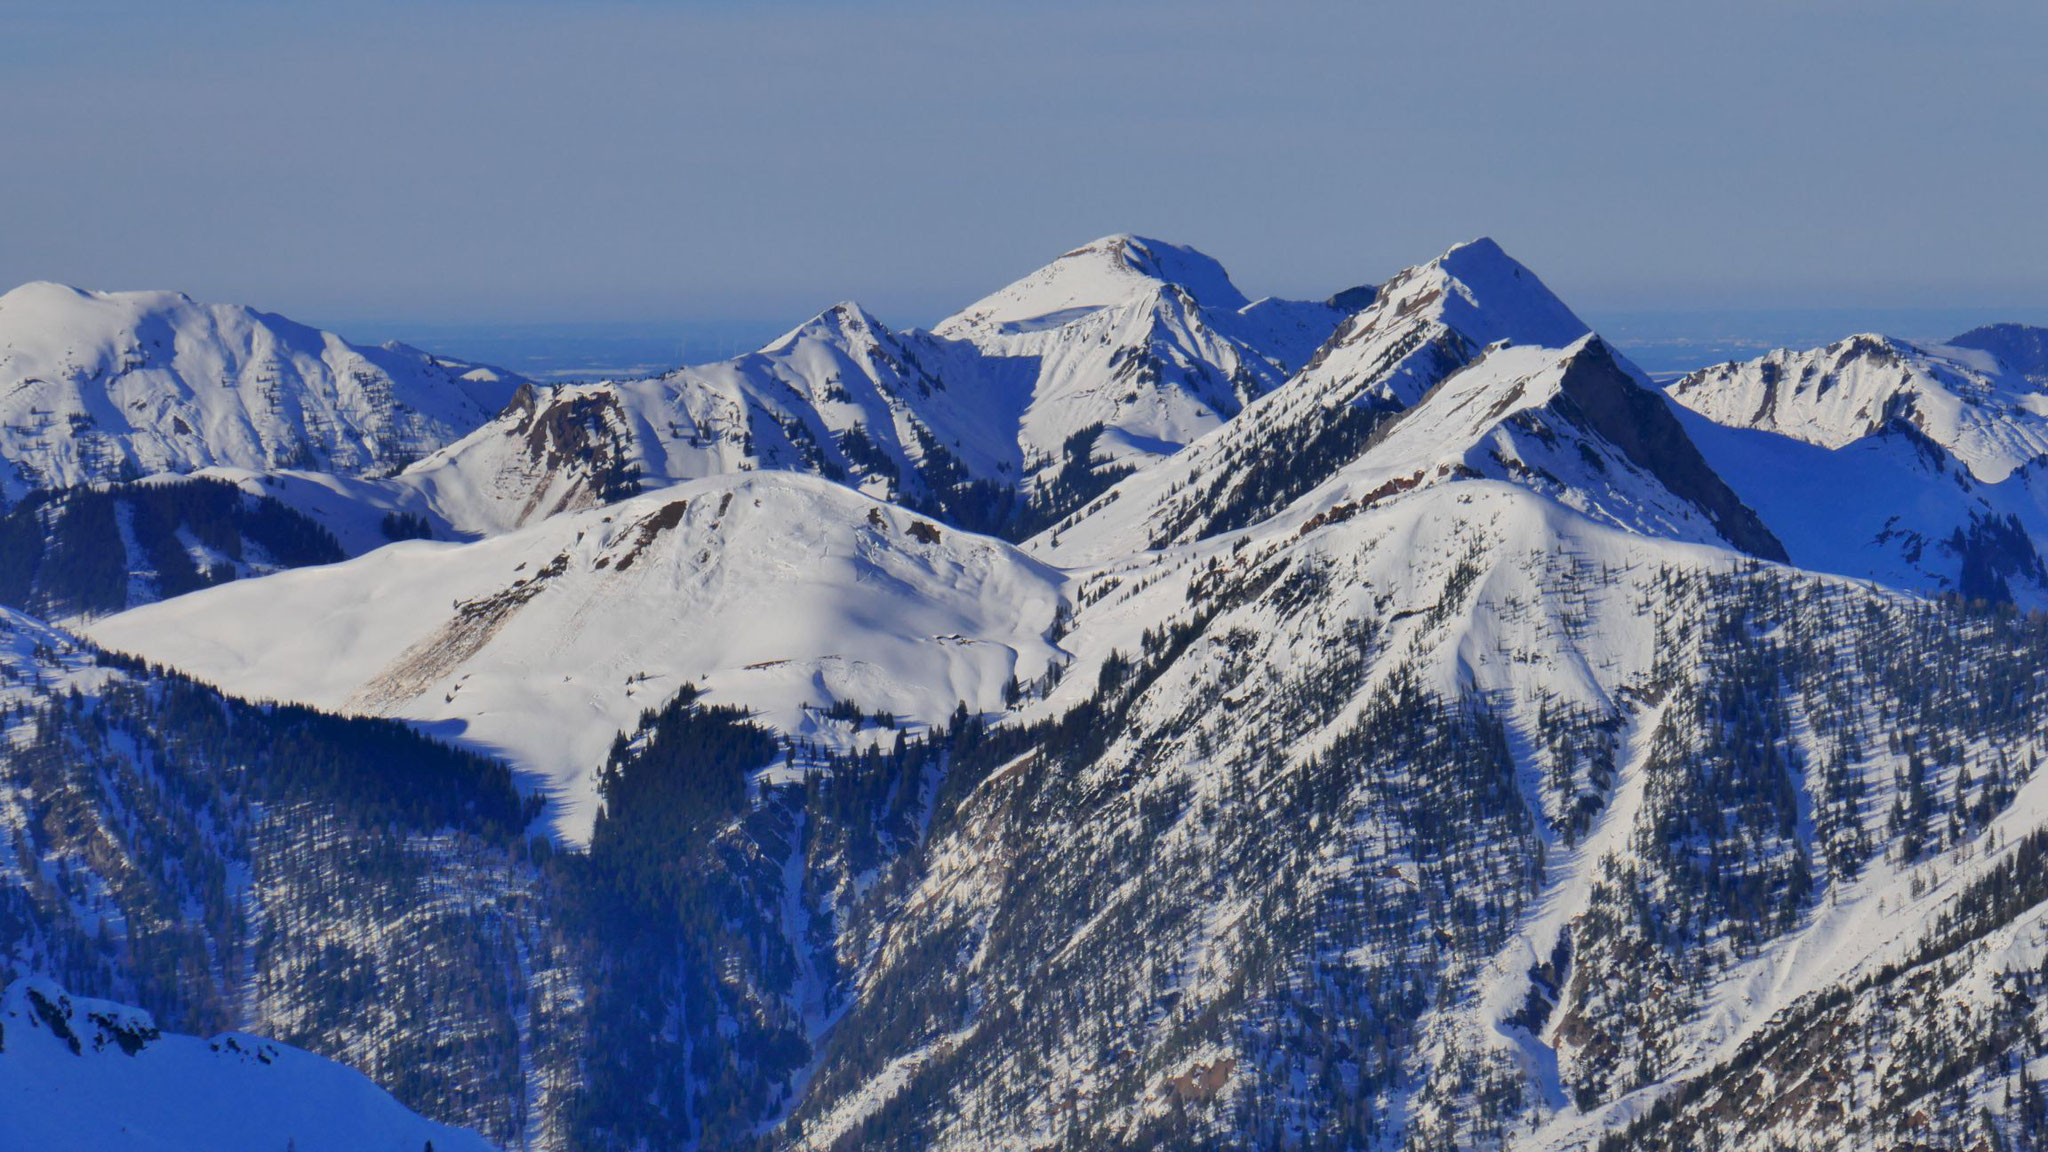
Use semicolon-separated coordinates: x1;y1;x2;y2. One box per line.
0;282;521;502
1680;408;2048;606
0;976;495;1152
86;472;1066;844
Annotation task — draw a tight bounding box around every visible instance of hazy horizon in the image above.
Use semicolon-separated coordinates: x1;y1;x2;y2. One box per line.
5;0;2045;335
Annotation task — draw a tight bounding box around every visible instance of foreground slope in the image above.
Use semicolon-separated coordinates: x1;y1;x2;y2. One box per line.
0;605;578;1149
0;977;495;1152
87;471;1066;843
0;282;521;502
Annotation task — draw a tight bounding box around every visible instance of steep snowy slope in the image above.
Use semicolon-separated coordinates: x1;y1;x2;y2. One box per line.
934;234;1346;483
0;977;495;1152
1667;332;2048;483
0;281;521;502
1300;334;1783;557
86;472;1066;843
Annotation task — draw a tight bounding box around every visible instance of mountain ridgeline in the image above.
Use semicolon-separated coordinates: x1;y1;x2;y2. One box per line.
8;236;2048;1151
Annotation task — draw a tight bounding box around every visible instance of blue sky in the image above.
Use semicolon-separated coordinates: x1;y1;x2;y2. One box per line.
3;0;2044;335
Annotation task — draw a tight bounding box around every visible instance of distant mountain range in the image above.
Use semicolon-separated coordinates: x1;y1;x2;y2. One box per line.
5;236;2048;1151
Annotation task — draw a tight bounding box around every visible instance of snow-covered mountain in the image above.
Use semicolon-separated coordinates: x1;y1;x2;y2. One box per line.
366;235;1353;543
86;471;1066;843
382;305;1022;538
18;234;2048;1152
933;234;1347;480
1665;330;2048;604
762;453;2048;1151
0;977;495;1152
1667;332;2048;484
0;281;522;502
1033;237;1626;564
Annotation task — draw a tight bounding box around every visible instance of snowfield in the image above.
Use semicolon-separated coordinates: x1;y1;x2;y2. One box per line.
87;471;1066;844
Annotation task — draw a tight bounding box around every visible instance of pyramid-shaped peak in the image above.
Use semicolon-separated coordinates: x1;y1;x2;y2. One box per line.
936;233;1248;338
761;300;895;353
1366;236;1590;352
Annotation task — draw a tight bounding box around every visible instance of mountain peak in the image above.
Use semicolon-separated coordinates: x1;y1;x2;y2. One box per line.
763;299;892;352
1409;236;1588;350
935;233;1248;338
1668;330;2048;483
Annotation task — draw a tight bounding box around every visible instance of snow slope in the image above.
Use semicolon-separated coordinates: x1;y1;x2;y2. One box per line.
0;281;521;502
0;976;495;1152
85;471;1066;844
1667;332;2048;483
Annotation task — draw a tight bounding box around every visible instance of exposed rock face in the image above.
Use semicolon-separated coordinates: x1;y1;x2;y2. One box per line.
1551;338;1786;561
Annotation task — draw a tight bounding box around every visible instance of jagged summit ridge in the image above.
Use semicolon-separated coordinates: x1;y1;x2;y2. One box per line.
1666;331;2048;483
0;280;522;502
1032;237;1609;563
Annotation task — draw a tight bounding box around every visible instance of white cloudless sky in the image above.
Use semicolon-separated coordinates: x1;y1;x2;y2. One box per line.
2;0;2043;331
